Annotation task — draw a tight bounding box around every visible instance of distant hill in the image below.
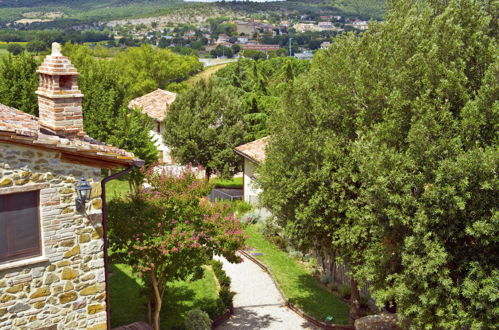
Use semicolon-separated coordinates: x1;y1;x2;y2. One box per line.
0;0;385;26
0;0;185;25
0;0;176;7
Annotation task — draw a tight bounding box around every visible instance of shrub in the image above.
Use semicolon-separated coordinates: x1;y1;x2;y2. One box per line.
360;294;370;308
320;274;331;284
184;308;212;330
272;235;287;250
328;281;338;291
339;284;351;299
241;211;260;224
218;274;231;288
289;250;303;260
210;260;231;288
203;298;225;320
311;267;320;276
219;287;235;308
233;200;252;215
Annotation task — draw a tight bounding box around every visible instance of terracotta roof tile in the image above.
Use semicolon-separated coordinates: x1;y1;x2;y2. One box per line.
128;89;177;122
0;103;141;167
234;136;270;163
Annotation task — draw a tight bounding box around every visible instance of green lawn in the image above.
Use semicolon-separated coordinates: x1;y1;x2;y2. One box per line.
245;225;351;325
109;264;219;329
210;177;243;188
105;179;130;200
0;49;9;59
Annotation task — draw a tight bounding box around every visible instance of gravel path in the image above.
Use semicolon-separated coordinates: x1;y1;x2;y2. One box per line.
216;254;318;330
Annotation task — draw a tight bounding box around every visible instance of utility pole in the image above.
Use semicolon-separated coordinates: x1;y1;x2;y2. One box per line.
288;37;293;57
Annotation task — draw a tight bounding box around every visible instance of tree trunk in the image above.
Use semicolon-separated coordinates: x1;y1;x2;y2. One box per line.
205;168;211;182
151;273;162;330
349;277;361;320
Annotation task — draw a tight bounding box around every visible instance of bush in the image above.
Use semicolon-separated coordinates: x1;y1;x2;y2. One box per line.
338;284;351;299
184;308;211;330
320;274;331;284
233;200;252;215
219;287;235;308
360;294;370;308
328;281;338;291
272;235;287;250
210;260;231;288
241;211;260;224
289;250;303;260
202;298;225;320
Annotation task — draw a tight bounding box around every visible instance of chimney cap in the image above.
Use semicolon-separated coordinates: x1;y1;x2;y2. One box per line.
51;42;62;56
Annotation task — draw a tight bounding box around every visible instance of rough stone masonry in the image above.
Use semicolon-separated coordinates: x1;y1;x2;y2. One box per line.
0;143;107;329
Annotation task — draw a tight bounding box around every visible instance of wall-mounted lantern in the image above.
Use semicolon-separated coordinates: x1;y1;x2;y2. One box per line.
76;178;92;211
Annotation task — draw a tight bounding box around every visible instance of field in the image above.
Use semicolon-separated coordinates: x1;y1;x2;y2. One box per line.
187;63;230;85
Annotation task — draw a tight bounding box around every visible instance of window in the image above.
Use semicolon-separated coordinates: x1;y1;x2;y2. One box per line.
157;122;161;134
0;191;41;263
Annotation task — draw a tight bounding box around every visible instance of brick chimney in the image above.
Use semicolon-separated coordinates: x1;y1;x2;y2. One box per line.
36;42;84;137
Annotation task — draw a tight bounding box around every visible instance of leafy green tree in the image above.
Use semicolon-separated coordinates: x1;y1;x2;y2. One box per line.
6;43;24;55
259;0;498;326
114;44;202;98
108;108;159;192
214;58;310;141
26;40;48;54
0;53;39;115
240;49;266;60
164;79;246;180
108;167;245;330
62;43;158;190
210;45;234;58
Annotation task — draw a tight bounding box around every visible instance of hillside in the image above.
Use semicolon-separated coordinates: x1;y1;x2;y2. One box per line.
0;0;185;25
0;0;385;25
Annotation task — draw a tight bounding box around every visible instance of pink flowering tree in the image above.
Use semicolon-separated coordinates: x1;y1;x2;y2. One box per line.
108;165;246;330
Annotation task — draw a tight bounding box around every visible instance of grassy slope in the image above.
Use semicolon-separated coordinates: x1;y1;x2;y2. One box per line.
109;264;219;329
186;63;230;85
245;225;350;325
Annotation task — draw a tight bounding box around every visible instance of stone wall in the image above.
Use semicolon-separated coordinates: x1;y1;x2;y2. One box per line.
0;142;107;329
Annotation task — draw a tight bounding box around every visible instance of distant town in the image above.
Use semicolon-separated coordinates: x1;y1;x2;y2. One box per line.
106;15;371;60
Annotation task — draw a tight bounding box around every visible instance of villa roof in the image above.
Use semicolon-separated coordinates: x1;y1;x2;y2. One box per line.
234;136;270;164
0;103;143;169
128;89;177;122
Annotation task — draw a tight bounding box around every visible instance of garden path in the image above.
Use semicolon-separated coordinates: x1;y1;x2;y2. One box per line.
216;254;318;330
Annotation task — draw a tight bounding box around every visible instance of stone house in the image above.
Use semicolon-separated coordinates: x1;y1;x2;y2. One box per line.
128;89;177;164
234;136;269;206
0;43;142;329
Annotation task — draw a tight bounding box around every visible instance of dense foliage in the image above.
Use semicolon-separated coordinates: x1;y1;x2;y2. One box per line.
215;58;310;140
108;166;245;330
259;0;498;327
164;79;246;180
164;57;310;179
0;53;39;115
0;44;202;180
